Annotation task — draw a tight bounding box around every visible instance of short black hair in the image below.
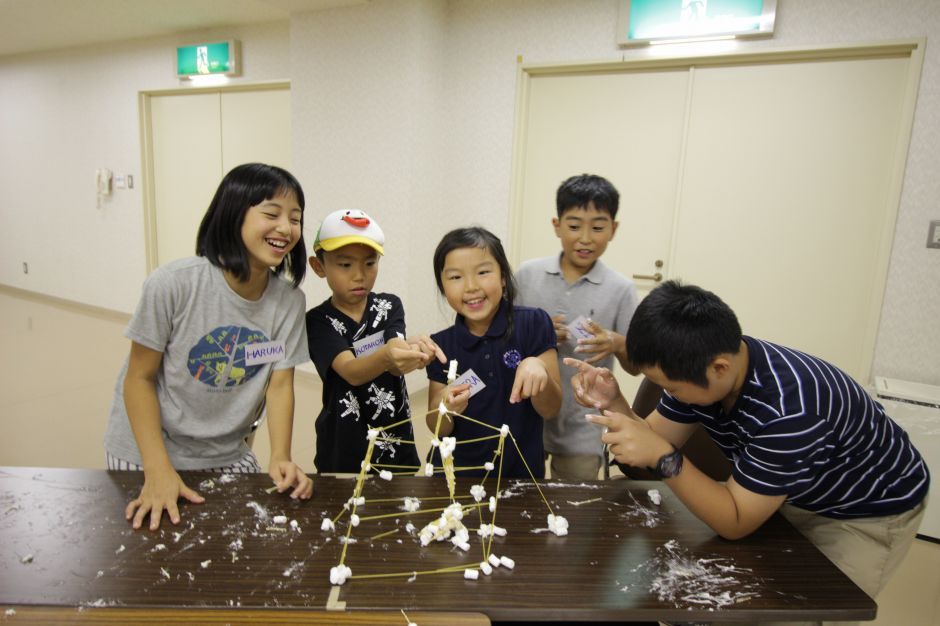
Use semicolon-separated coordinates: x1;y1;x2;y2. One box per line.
556;174;619;219
626;281;742;387
432;226;517;341
196;163;307;288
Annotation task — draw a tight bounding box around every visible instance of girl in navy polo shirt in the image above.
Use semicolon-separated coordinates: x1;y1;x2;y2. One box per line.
425;227;562;478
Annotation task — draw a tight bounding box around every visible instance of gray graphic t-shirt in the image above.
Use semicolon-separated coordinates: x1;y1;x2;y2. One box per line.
104;257;308;469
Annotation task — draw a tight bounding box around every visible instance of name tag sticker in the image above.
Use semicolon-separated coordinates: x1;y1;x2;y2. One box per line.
353;331;385;357
566;315;594;342
454;368;486;399
244;341;286;366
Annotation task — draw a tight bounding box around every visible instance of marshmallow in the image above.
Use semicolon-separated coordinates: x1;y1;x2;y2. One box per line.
647;489;662;506
289;520;300;532
350;514;360;527
464;568;479;580
493;525;507;537
453;539;470;551
470;484;486;502
500;424;510;437
499;555;515;569
488;554;501;568
424;463;434;477
272;515;287;524
354;496;365;506
379;470;393;481
403;497;421;512
430;437;440;448
439;436;457;459
547;514;569;537
437;400;448;417
320;518;335;532
447;359;459;382
366;428;379;441
329;564;352;585
489;496;497;513
480;561;493;576
484;461;495;471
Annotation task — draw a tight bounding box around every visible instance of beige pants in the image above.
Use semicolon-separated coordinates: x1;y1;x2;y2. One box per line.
548;453;603;481
707;499;927;626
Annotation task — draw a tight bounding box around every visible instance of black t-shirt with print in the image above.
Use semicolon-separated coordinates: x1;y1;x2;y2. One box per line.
306;292;420;473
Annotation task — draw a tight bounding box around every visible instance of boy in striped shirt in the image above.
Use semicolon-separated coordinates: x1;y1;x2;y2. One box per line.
570;281;929;602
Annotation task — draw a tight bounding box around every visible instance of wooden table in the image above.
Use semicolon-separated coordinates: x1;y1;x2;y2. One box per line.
0;467;875;623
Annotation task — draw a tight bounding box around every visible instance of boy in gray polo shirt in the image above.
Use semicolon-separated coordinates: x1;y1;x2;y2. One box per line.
516;174;640;480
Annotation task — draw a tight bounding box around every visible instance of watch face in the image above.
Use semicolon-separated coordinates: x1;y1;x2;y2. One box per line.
657;451;683;478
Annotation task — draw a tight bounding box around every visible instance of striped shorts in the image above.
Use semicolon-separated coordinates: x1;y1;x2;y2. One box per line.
106;450;262;473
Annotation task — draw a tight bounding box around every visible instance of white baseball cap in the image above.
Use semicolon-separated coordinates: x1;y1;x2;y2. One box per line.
313;209;385;255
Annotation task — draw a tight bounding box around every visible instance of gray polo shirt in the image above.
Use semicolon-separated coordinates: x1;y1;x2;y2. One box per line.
516;254;639;456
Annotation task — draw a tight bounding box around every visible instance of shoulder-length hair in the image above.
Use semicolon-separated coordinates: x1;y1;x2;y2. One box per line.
196;163;307;288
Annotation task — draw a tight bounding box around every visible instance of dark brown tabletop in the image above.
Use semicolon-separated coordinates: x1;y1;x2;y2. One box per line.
0;467;875;623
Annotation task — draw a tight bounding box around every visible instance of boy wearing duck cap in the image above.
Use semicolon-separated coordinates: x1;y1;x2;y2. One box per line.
307;210;444;473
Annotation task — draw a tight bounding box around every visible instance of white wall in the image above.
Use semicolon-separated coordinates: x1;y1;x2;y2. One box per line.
291;0;940;385
0;0;938;385
0;21;291;312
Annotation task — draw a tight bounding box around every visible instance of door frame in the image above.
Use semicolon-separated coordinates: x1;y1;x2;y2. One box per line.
508;40;924;384
137;81;290;273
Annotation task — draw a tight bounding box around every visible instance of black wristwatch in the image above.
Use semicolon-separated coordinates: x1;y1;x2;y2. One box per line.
653;447;684;479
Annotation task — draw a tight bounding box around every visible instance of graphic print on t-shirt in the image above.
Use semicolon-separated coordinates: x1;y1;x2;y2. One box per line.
188;325;268;389
370;297;392;328
366;383;395;421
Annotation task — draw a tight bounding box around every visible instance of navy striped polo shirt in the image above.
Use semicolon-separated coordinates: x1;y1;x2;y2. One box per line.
658;336;929;518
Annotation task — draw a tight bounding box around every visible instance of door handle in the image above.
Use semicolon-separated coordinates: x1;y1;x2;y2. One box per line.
632;272;663;282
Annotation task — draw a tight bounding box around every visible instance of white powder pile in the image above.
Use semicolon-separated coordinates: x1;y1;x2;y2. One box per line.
642;539;761;609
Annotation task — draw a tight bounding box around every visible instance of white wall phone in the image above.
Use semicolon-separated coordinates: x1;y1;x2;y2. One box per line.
96;168;113;195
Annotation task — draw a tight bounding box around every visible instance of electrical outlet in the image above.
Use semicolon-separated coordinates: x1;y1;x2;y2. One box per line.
928;221;940;249
22;262;28;274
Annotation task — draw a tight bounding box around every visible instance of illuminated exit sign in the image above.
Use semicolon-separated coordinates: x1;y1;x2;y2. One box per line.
176;40;240;78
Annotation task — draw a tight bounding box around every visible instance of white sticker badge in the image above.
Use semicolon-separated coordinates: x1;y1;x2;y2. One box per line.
353;331;385;357
244;341;286;366
453;368;487;399
566;315;594;343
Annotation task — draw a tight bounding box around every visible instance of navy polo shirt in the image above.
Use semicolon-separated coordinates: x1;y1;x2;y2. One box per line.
427;301;556;478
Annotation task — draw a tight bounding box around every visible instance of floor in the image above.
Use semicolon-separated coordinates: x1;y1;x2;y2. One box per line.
1;286;937;624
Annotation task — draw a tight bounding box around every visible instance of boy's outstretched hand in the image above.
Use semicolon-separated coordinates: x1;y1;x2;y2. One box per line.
268;459;314;500
573;319;625;364
405;335;447;365
585;409;672;469
386;338;438;376
564;357;623;410
127;465;204;531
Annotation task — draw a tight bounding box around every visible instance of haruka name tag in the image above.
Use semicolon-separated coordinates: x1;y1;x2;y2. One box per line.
244;341;286;366
566;315;594;342
353;331;385;357
453;368;486;398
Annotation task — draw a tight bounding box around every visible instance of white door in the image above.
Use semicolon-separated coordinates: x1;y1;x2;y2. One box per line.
149;86;291;267
673;57;911;378
513;69;689;299
512;44;920;383
150;93;222;265
512;69;690;399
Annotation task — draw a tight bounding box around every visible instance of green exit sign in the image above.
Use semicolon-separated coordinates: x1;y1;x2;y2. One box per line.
617;0;776;45
177;40;240;78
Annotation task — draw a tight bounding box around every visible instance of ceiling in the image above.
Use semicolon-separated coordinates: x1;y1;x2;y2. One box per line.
0;0;364;57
